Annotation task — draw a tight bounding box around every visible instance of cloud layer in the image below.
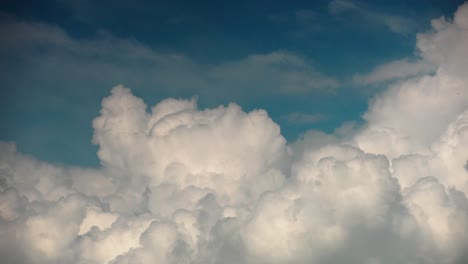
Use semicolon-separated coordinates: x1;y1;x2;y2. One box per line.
1;2;468;264
0;16;337;99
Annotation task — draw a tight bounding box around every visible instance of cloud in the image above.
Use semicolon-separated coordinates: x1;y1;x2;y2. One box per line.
355;2;468;159
328;0;358;13
328;0;418;34
281;112;325;125
209;51;339;95
0;13;338;165
353;59;436;85
0;15;337;101
1;2;468;264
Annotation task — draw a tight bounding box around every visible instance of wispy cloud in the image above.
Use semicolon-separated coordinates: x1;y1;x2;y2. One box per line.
352;59;436;85
328;0;358;13
210;52;339;95
328;0;418;34
0;15;338;101
281;112;325;125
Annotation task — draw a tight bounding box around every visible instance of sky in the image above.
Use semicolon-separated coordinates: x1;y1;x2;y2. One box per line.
0;0;465;166
1;1;468;264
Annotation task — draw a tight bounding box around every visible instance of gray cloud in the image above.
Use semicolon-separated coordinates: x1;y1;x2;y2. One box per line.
281;112;325;125
0;15;338;102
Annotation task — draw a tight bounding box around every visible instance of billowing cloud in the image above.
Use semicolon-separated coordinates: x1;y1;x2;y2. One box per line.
355;3;468;159
1;2;468;264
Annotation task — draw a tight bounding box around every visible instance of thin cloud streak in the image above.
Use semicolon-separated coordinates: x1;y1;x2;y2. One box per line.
281;112;325;125
328;0;418;34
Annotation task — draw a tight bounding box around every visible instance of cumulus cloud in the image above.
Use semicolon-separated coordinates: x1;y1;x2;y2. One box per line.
1;2;468;264
355;3;468;159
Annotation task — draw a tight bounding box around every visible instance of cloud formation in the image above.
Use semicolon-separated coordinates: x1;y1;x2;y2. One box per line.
1;2;468;264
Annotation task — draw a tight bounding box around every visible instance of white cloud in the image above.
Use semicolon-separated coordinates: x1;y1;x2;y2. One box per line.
353;59;436;85
1;2;468;264
355;3;468;159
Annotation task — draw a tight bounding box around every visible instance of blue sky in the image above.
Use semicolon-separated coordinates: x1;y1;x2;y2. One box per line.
0;0;465;166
